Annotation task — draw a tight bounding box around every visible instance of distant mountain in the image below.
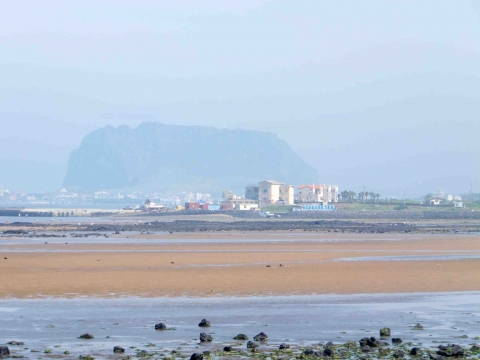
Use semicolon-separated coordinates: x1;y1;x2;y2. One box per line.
63;122;318;193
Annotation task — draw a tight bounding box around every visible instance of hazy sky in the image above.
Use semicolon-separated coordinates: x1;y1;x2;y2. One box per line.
1;0;479;197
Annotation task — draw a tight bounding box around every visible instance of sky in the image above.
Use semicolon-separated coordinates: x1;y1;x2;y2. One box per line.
1;0;479;197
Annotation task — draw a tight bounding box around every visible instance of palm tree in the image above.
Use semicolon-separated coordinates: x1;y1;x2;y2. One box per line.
349;191;356;202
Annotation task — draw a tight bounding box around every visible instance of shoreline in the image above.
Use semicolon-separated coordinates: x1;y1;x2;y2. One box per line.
2;291;480;360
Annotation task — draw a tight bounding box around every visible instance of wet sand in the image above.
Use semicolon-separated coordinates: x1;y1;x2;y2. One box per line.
0;233;479;298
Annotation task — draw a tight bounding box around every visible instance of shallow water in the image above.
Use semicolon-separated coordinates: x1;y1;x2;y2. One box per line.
1;292;479;359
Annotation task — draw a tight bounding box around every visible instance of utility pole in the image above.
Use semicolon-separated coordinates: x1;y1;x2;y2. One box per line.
470;181;473;204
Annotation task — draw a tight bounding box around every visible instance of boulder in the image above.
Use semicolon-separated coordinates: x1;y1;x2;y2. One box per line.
303;349;314;356
279;343;290;350
359;337;380;347
410;347;424;356
344;340;357;349
323;348;335;357
198;319;211;327
0;347;10;356
190;353;203;360
360;346;373;353
393;349;405;358
223;346;232;352
233;334;248;340
78;333;94;339
247;341;259;349
113;346;125;353
155;323;167;330
413;323;424;330
380;327;391;337
199;333;212;342
7;341;24;346
202;350;211;356
253;332;268;341
325;341;334;348
392;338;403;345
470;345;480;352
437;344;464;357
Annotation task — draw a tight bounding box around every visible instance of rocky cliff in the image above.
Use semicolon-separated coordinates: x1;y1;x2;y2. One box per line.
63;122;318;193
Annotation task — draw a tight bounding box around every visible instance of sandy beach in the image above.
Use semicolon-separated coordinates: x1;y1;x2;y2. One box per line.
1;232;479;298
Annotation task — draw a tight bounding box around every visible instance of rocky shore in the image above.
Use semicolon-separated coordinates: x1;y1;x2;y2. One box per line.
2;323;480;359
1;218;480;236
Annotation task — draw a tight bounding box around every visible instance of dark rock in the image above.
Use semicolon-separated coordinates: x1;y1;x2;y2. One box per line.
410;347;424;356
393;349;405;358
437;344;464;357
155;323;167;330
361;346;373;353
78;333;94;339
199;333;212;342
190;353;203;360
380;327;391;337
378;348;391;357
325;341;334;348
359;337;380;347
392;338;403;345
253;332;268;341
429;354;445;360
323;348;335;357
247;341;259;349
470;345;480;352
223;346;232;352
0;347;10;356
413;323;424;330
198;319;211;327
113;346;125;353
279;343;290;350
7;341;24;346
202;350;211;356
344;340;357;349
233;334;248;340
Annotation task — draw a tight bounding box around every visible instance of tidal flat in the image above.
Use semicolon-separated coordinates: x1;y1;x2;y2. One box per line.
1;292;480;359
1;230;479;359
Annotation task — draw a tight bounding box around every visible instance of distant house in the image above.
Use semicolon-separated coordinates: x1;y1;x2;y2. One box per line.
245;185;259;200
297;184;339;203
220;203;234;211
258;180;294;205
429;198;444;205
453;201;463;208
185;202;200;210
229;199;259;211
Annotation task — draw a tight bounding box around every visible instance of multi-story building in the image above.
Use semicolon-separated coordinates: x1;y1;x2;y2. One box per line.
297;184;339;203
258;180;294;205
245;185;259;200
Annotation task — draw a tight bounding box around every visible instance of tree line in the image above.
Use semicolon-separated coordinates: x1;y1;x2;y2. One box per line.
340;190;381;202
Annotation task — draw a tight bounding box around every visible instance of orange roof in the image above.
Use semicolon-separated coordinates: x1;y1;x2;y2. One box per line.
298;184;326;189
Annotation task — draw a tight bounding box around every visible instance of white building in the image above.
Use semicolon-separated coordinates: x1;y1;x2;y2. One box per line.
258;180;294;205
297;184;339;203
229;199;259;211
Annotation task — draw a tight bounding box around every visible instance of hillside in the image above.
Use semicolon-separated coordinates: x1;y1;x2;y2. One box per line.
63;122;319;193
